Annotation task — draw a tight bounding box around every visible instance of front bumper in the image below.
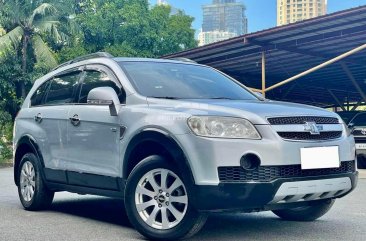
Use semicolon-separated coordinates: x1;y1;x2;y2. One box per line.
177;129;356;186
190;172;358;212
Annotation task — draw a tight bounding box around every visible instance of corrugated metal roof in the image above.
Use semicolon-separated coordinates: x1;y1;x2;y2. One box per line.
164;5;366;108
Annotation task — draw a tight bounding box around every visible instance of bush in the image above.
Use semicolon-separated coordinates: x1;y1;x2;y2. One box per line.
0;139;12;163
0;110;13;164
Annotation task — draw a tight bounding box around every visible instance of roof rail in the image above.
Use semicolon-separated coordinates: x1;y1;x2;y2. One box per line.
168;57;197;64
53;52;114;71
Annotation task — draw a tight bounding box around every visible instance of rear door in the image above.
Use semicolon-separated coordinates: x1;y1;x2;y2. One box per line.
31;69;81;171
66;65;125;177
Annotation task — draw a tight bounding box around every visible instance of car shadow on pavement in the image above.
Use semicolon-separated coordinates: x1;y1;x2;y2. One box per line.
50;196;132;228
193;212;332;241
48;196;334;240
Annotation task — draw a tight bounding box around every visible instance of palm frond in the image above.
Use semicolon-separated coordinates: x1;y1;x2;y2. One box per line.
35;19;69;45
32;34;58;69
35;20;60;32
0;26;24;57
29;3;57;25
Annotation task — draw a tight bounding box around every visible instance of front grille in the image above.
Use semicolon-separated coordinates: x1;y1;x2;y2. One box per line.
218;161;355;183
354;138;366;143
268;116;339;125
277;131;342;140
352;129;366;136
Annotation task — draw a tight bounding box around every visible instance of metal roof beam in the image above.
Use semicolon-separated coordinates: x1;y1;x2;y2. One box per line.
327;90;346;111
351;99;363;111
264;42;366;92
340;62;366;102
255;15;366;43
248;39;366;67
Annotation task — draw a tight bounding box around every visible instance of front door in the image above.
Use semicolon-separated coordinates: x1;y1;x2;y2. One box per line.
67;67;124;177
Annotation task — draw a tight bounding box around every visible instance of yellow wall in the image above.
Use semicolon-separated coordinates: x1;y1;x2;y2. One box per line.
277;0;327;26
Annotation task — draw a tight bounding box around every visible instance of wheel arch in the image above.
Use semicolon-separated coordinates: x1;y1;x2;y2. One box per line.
123;128;196;187
14;135;45;186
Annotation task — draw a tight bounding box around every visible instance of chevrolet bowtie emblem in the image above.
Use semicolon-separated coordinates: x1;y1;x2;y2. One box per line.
304;122;321;135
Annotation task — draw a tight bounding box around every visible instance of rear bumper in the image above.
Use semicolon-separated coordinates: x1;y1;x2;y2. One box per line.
190;172;358;212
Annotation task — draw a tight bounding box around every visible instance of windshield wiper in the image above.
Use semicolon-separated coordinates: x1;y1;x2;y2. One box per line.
148;96;180;100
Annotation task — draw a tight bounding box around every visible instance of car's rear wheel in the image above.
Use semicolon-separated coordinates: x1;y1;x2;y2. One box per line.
272;199;335;221
17;153;54;211
124;155;207;240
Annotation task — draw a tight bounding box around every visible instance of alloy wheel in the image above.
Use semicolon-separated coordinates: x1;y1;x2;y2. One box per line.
135;168;188;230
20;161;36;202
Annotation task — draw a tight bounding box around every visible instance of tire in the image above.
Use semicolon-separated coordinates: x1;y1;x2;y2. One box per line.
17;153;54;211
272;199;335;222
357;155;366;169
124;155;207;240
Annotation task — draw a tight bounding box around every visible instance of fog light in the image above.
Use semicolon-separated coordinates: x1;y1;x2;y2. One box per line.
240;154;261;170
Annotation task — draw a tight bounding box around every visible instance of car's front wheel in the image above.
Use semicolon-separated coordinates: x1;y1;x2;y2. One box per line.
272;199;335;221
124;155;207;240
17;153;54;210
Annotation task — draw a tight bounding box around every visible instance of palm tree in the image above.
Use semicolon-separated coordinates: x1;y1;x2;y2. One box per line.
0;1;69;97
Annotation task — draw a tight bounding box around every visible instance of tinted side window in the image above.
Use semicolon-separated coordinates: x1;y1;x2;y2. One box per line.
78;70;125;104
30;80;50;107
45;72;80;105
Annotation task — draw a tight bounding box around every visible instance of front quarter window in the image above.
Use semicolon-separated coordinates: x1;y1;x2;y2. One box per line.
78;70;126;104
118;61;258;100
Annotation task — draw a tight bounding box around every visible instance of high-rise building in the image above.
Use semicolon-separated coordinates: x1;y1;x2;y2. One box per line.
277;0;327;26
202;0;248;36
199;0;247;46
198;30;237;46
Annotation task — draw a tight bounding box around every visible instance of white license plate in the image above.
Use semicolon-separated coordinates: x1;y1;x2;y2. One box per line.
300;146;340;170
356;144;366;150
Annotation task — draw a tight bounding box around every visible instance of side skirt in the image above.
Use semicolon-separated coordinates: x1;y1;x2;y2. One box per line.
44;168;126;198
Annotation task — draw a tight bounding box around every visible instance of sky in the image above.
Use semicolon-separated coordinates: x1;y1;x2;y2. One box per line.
150;0;366;35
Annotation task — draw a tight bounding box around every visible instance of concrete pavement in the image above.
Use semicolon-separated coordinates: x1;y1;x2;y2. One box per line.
0;167;365;241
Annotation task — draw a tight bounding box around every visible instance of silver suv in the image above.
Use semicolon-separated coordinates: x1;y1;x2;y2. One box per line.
13;53;358;240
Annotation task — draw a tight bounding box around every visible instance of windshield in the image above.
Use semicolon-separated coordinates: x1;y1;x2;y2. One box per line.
351;113;366;126
118;62;258;100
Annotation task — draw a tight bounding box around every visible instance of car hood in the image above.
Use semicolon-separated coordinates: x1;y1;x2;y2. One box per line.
147;98;340;125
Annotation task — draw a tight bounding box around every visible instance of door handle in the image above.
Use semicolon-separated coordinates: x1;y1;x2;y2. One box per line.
69;114;81;126
34;113;42;123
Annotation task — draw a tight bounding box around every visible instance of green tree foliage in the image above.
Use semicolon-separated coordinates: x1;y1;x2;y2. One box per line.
0;103;13;163
75;0;197;58
0;50;24;116
0;0;72;97
0;0;198;119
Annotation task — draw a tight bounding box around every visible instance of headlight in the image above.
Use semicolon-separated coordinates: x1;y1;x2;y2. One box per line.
187;116;261;139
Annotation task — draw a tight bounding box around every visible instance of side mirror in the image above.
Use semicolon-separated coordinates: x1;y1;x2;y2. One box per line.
348;122;354;128
87;87;120;116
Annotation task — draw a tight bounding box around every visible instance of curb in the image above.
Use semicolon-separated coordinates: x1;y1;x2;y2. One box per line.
359;169;366;179
0;163;13;168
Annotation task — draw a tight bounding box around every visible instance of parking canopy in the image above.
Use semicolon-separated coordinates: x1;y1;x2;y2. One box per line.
163;6;366;109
